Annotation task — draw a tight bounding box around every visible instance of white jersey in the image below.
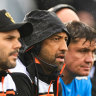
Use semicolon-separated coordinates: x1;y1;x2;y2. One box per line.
9;58;29;76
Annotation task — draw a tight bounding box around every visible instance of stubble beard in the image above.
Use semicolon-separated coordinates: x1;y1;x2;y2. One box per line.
0;58;16;70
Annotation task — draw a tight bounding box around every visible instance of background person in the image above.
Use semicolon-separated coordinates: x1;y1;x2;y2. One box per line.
49;4;94;96
48;4;80;23
60;21;96;96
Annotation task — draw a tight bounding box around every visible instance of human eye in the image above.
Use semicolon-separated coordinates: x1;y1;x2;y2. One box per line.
78;49;88;53
5;36;16;41
65;38;68;44
6;36;14;40
54;37;59;41
51;36;60;41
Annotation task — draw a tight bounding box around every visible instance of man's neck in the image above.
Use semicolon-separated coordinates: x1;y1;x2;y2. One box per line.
40;62;57;75
35;57;58;75
62;68;75;84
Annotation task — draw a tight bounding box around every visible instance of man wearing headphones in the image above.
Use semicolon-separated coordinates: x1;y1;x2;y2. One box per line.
48;4;80;23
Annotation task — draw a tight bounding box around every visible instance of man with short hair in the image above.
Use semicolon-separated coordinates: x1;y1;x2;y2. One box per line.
0;9;33;96
49;4;93;96
60;21;96;96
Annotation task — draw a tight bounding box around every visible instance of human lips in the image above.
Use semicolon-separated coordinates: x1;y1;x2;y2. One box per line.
81;65;91;71
12;53;18;57
10;52;19;59
56;54;65;62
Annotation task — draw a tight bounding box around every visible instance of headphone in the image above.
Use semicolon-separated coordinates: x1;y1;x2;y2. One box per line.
48;4;76;13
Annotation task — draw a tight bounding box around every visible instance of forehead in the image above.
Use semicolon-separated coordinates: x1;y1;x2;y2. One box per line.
51;32;68;37
70;38;96;49
0;30;20;37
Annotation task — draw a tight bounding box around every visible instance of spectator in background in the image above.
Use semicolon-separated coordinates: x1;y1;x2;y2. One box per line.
48;4;80;23
61;21;96;96
37;0;96;27
77;11;95;28
72;0;96;27
48;4;94;96
69;1;96;95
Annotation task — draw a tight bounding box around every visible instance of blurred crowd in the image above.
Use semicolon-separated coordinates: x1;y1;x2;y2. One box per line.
1;0;96;28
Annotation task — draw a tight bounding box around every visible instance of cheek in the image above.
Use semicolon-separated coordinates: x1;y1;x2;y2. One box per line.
65;50;83;61
65;52;82;68
39;46;52;59
0;42;11;55
41;44;58;55
65;51;76;62
0;48;8;61
66;60;81;73
91;62;94;68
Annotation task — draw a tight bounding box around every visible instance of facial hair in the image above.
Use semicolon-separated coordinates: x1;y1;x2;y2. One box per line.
0;50;18;70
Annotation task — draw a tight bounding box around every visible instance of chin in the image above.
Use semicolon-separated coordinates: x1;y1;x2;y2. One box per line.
8;61;16;69
80;73;89;76
8;65;16;69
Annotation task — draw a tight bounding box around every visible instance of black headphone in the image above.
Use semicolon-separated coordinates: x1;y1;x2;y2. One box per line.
48;4;76;13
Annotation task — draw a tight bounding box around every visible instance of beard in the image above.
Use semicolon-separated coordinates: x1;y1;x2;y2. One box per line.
0;50;17;71
0;58;16;70
0;49;19;71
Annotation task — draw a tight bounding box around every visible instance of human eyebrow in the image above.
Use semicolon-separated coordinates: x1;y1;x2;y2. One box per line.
53;34;62;38
78;48;90;52
5;35;20;40
6;35;15;39
53;34;68;38
49;34;61;39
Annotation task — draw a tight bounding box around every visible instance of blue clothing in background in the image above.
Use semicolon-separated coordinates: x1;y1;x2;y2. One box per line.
60;76;92;96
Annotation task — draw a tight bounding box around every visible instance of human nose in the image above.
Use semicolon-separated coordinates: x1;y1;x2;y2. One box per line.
13;39;21;50
85;52;94;64
59;40;68;51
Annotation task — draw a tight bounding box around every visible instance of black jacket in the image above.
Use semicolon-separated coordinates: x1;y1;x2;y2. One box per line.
11;73;34;96
0;71;33;96
19;52;63;96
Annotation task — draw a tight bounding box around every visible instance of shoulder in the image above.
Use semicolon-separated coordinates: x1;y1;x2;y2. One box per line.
10;72;32;85
75;76;91;84
75;76;91;83
75;76;92;89
10;72;30;79
75;76;89;80
10;73;34;96
74;76;92;95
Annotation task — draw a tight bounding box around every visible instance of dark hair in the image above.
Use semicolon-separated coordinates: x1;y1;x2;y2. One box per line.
65;21;96;44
